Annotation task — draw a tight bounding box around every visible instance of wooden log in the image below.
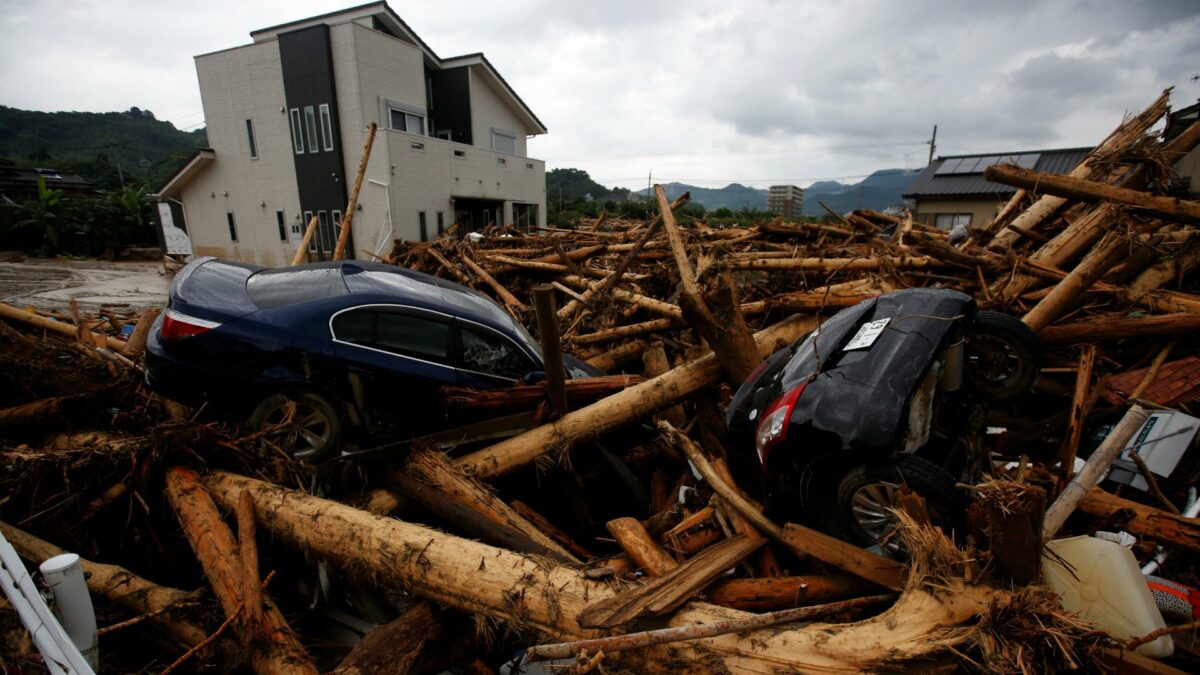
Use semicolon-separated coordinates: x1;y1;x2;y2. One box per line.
662;506;723;556
0;395;80;433
392;452;577;562
1056;344;1097;477
590;193;689;301
1043;405;1150;539
989;89;1171;250
164;467;318;675
577;534;765;628
606;517;678;576
440;375;642;409
1127;243;1200;300
332;122;378;261
725;256;947;272
1078;489;1200;554
203;470;998;672
986;164;1200;222
563;275;683;321
584;340;648;372
454;313;818;478
0;301;126;351
0;521;207;649
1039;312;1200;344
292;215;319;265
707;574;879;612
678;269;762;384
533;285;568;416
571;318;681;346
967;482;1046;585
329;602;441;675
237;491;262;627
642;342;686;427
460;252;527;313
123;307;160;356
426;247;471;285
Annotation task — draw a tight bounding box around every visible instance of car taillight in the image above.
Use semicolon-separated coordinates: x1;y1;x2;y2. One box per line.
160;310;221;341
754;384;806;466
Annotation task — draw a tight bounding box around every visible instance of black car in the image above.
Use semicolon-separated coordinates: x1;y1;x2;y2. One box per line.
725;288;1038;551
146;257;600;458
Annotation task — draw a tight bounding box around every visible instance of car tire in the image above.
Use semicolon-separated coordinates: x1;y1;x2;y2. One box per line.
250;391;340;460
833;456;966;554
966;311;1040;403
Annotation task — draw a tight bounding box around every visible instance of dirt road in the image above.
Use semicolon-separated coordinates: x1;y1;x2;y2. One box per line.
0;257;170;311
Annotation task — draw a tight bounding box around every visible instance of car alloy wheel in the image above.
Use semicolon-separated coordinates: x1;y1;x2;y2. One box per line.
251;392;340;460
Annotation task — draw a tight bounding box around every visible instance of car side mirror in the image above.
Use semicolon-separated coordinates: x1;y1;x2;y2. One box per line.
521;370;547;385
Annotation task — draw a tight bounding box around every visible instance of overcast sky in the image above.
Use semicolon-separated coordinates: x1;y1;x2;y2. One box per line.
2;0;1198;190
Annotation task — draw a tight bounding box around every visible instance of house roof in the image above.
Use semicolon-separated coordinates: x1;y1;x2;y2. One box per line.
0;166;93;195
248;2;547;135
903;146;1091;199
154;149;216;198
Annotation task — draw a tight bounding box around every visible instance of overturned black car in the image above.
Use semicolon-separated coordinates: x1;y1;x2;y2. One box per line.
726;288;1039;552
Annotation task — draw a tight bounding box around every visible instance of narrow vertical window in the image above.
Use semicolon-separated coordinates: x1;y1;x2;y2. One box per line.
304;210;315;251
436;211;444;235
276;210;287;241
317;210;330;251
319;104;334;151
305;106;318;153
245;118;258;159
418;211;428;242
332;210;343;251
226;211;238;242
290;109;304;154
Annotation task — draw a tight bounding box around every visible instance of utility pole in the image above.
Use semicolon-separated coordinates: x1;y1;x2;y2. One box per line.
927;125;938;165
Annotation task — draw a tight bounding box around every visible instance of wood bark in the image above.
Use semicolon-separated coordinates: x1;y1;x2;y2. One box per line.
0;520;207;649
292;215;319;265
584;339;648;372
329;602;441;675
606;517;678;576
202;470;997;672
0;395;81;433
533;286;566;418
332;122;377;261
123;308;160;356
1078;488;1200;554
986;164;1200;223
1043;405;1150;539
707;574;880;612
642;342;687;427
441;375;642;409
164;467;318;675
1056;344;1097;476
454;313;819;478
1039;312;1200;344
460;253;527;313
571;318;681;346
967;482;1046;585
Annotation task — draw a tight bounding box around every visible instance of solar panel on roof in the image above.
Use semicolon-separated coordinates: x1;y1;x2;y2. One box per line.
935;158;964;175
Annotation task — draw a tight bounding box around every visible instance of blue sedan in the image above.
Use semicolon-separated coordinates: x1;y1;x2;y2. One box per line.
146;257;599;458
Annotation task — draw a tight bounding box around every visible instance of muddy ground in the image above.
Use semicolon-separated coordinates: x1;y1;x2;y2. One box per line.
0;256;170;311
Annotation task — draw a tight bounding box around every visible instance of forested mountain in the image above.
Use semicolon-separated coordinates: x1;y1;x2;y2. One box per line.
0;106;206;189
630;169;920;214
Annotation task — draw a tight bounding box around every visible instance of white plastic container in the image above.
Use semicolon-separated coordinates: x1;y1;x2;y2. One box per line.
39;553;98;670
1044;536;1172;658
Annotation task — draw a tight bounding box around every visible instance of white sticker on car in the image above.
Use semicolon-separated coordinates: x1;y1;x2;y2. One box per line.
843;318;891;351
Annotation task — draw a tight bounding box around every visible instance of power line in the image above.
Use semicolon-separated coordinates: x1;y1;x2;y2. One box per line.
542;140;928;163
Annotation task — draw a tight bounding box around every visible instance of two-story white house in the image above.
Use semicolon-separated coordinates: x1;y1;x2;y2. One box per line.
156;2;548;266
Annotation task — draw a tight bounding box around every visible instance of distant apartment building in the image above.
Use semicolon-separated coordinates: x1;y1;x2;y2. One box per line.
156;2;548;266
767;185;803;218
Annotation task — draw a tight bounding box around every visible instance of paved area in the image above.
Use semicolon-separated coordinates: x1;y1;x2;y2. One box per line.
0;257;171;311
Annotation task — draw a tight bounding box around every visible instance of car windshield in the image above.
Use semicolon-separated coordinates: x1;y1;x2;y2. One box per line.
246;265;349;310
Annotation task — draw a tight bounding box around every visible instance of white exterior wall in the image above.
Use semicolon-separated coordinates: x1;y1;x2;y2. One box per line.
185;42;303;267
469;67;528;158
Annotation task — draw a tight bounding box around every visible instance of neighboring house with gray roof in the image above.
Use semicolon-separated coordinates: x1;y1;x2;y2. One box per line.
902;147;1090;230
156;2;548;267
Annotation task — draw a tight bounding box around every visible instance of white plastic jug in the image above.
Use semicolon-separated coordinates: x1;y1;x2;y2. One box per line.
1043;536;1172;658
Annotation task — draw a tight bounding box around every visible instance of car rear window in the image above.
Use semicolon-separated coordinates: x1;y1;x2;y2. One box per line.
246;266;349;310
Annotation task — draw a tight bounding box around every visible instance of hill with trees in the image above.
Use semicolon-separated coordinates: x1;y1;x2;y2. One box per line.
0;106;207;189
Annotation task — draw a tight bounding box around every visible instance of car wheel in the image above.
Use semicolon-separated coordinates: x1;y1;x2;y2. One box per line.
966;311;1040;403
250;391;340;460
834;456;966;554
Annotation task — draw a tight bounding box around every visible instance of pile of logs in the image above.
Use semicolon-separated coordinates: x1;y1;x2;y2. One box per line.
0;87;1199;673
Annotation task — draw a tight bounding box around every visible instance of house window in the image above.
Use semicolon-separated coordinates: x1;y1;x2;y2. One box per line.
303;210;314;245
332;210;343;251
388;105;425;135
289;109;304;154
453;149;466;159
525;162;534;169
319;104;334;151
305;106;319;153
245;118;258;159
410;141;424;151
436;211;444;235
491;129;516;155
933;213;971;230
226;211;238;241
435;130;451;140
276;210;287;241
496;157;506;166
418;210;428;242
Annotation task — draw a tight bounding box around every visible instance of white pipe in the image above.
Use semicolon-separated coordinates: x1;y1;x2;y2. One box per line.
40;554;98;669
368;178;393;258
1143;487;1199;575
0;532;94;674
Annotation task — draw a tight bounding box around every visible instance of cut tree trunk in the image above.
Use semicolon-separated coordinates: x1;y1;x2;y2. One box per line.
0;301;126;351
202;470;998;672
1078;488;1200;554
292;215;319;265
164;467;318;675
986;164;1200;223
726;256;947;272
707;574;880;612
0;395;81;433
454;313;819;478
329;602;441;675
584;339;648;372
1039;312;1200;344
123;308;160;356
967;482;1046;585
642;342;687;427
332;123;377;261
606;517;678;576
440;375;642;410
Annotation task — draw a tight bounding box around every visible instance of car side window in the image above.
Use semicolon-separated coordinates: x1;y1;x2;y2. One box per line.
331;309;375;346
375;312;450;363
460;326;531;380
